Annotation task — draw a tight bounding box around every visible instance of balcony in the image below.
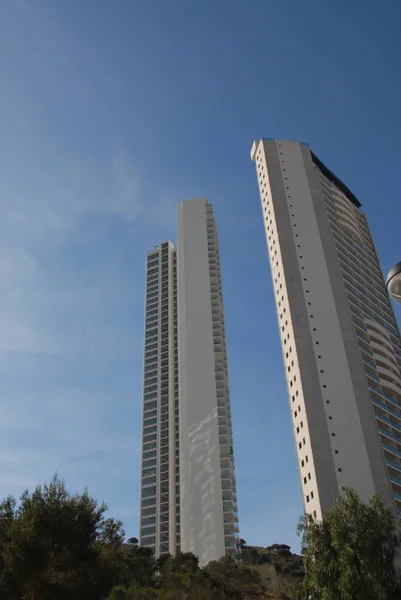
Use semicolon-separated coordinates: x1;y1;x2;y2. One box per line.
394;490;401;502
386;458;401;473
365;369;380;384
378;426;401;446
390;474;401;487
361;355;377;370
355;329;370;345
382;442;401;460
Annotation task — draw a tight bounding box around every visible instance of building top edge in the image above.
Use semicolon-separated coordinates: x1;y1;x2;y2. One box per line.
250;139;361;209
146;241;175;255
311;151;362;209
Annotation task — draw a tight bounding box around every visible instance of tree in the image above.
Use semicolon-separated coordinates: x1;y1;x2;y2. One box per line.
159;571;210;600
0;474;124;600
297;487;401;600
108;582;160;600
205;555;263;599
121;545;156;589
155;552;210;600
127;537;139;546
159;552;200;577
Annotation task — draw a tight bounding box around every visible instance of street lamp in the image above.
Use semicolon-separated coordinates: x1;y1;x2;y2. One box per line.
386;262;401;304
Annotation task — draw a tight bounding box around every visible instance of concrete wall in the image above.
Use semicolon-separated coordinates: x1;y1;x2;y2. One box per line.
177;198;225;566
251;139;388;516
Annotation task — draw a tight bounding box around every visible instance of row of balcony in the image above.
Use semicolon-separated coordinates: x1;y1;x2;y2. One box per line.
369;383;401;413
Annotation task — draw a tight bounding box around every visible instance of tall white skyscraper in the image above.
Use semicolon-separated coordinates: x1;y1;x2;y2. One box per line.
251;138;401;519
139;198;239;565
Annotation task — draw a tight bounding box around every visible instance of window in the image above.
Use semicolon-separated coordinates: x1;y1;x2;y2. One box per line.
143;442;157;452
142;476;156;486
142;497;156;507
144;386;157;396
143;450;157;460
142;467;156;477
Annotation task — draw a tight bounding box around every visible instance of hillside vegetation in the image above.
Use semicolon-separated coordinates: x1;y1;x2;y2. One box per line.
0;477;400;599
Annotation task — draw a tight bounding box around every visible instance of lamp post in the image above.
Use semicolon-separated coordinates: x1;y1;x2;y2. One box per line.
386;262;401;304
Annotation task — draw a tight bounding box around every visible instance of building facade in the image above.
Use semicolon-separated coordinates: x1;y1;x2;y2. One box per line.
139;198;239;565
251;138;400;519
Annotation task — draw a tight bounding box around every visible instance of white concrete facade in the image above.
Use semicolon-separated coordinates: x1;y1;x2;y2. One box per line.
251;138;398;518
139;199;239;565
139;241;179;555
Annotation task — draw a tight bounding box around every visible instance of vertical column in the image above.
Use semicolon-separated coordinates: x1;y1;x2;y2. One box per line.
158;241;174;555
139;248;160;552
177;198;226;566
173;250;181;553
206;205;239;556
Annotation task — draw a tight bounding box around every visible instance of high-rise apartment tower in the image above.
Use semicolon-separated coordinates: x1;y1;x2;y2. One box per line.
139;198;239;565
251;138;401;519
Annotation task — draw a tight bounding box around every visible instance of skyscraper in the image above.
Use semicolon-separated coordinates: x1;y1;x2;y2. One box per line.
251;138;401;519
139;198;239;565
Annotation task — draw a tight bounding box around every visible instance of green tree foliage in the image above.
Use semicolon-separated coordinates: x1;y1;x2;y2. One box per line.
108;552;265;600
0;476;275;600
159;571;211;600
0;474;124;600
158;553;211;599
241;543;303;578
205;555;263;599
297;487;401;600
159;551;200;577
111;582;160;599
121;545;156;589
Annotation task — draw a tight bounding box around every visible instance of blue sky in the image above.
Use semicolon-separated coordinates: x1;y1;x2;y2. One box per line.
0;0;401;553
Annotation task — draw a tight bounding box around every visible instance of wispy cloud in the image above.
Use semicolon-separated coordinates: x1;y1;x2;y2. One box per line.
0;2;150;534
